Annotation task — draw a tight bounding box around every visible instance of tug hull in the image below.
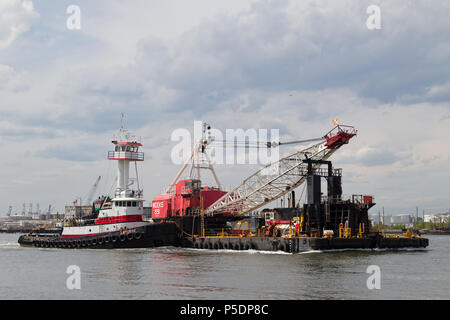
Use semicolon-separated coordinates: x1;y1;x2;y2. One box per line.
18;223;179;249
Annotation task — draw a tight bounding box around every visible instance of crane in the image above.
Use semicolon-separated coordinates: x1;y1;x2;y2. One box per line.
83;176;102;206
166;122;221;194
205;125;357;216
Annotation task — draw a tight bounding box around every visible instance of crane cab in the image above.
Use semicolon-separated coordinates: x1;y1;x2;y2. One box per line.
324;125;357;149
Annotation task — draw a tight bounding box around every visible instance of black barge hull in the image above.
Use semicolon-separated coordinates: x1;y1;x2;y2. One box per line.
182;236;429;253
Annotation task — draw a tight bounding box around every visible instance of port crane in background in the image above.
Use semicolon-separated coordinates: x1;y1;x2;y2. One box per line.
206;125;357;216
83;176;102;206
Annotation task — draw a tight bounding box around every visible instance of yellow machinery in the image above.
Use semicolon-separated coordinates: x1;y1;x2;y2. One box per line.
344;228;351;238
357;223;365;238
291;215;304;237
338;223;351;238
200;195;205;237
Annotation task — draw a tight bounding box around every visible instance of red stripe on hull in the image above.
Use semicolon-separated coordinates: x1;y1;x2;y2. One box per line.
95;215;143;225
61;232;107;238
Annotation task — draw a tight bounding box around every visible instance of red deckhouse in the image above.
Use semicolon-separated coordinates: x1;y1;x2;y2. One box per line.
152;122;227;220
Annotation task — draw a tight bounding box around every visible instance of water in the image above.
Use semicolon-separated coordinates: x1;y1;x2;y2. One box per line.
0;233;448;299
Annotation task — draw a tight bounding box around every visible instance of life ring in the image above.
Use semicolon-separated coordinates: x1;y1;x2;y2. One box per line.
339;223;344;229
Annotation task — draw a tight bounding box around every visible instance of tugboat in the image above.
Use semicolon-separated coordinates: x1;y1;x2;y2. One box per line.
18;123;179;249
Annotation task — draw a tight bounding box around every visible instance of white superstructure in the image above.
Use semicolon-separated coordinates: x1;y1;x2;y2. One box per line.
62;123;150;237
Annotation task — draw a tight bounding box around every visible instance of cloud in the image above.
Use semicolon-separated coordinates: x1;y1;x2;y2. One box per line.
0;0;39;48
0;64;29;92
131;0;450;107
1;0;450;214
36;142;105;162
345;146;401;167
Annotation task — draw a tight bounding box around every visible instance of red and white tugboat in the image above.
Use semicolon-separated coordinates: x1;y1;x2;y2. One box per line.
19;123;179;249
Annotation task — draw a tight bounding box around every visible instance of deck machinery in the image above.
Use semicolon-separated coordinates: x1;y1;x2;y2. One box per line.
300;158;373;239
169;124;428;252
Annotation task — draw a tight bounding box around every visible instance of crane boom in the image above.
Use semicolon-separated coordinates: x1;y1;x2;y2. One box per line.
205;125;356;216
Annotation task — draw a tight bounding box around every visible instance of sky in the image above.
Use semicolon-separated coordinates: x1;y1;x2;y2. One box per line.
1;0;449;216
